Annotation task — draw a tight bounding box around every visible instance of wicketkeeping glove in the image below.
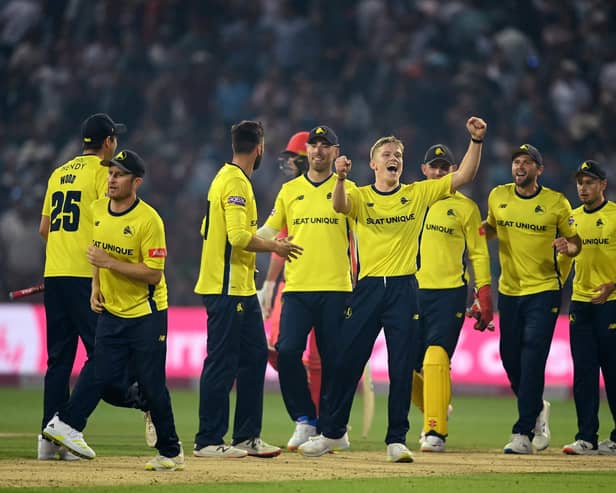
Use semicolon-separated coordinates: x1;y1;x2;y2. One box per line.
466;285;494;331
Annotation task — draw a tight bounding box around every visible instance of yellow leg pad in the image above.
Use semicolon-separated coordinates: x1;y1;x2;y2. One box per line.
422;346;450;436
411;370;424;413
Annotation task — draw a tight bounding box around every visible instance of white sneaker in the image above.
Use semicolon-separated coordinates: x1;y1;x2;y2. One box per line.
298;433;350;457
144;411;157;448
503;433;532;454
562;439;598;455
145;444;185;471
419;404;453;444
420;434;445;453
598;439;616;455
287;421;317;450
233;437;281;458
43;415;95;459
193;444;248;458
37;434;79;461
387;443;414;462
532;400;551;451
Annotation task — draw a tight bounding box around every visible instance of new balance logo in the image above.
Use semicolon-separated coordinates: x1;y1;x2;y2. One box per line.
296;195;305;201
499;203;507;208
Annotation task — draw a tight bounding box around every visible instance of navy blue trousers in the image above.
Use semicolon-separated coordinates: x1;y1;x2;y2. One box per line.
43;277;143;433
498;290;560;437
82;309;180;457
417;286;467;359
570;300;616;445
320;275;419;445
276;291;349;422
195;294;267;447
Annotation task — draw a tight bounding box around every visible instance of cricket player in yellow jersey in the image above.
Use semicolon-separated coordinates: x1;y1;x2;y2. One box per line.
560;160;616;456
38;113;130;461
256;125;356;451
194;121;301;459
416;144;492;453
485;144;581;454
44;150;184;471
300;116;487;462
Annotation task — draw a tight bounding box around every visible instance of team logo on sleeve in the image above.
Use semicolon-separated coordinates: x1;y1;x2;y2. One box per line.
228;196;246;206
123;225;135;237
148;248;167;258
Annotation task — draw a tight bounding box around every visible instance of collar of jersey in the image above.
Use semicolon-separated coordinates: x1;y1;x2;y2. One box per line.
304;172;333;187
583;199;608;214
107;197;140;216
227;162;250;180
371;183;401;195
514;184;542;200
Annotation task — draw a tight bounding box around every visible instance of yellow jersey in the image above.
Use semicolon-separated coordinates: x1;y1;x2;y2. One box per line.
42;155;108;277
265;173;355;292
417;191;491;289
487;184;577;296
348;174;452;279
91;197;168;318
570;201;616;302
195;163;258;296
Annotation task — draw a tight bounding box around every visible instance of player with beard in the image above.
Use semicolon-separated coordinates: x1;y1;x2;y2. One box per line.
193;121;302;458
484;144;581;454
257;125;356;451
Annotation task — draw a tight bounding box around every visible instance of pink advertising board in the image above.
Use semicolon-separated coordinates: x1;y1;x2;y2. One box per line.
0;304;581;387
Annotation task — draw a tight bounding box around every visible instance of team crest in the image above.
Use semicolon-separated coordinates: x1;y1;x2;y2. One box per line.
499;203;507;208
236;302;244;313
123;225;135;237
367;202;374;208
581;161;591;170
344;306;352;319
597;218;604;227
296;195;305;201
95;221;100;226
326;192;332;199
447;209;455;216
115;151;127;161
400;197;409;205
534;205;545;214
435;147;444;156
569;314;575;323
315;127;326;135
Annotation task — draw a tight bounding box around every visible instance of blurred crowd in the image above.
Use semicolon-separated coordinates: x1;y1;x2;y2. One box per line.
1;0;615;305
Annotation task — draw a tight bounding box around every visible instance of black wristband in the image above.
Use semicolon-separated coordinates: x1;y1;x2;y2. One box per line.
471;137;483;144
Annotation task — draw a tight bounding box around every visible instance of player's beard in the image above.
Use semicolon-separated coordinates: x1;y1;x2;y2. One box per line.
253;152;262;171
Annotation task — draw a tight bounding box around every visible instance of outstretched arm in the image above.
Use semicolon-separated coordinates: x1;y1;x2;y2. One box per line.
450;117;487;192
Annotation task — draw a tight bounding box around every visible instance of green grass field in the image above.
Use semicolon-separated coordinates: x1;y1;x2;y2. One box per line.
1;386;615;492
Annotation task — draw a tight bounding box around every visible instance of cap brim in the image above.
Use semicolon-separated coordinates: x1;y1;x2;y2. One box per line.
426;158;454;166
114;123;127;134
575;170;604;180
100;159;131;173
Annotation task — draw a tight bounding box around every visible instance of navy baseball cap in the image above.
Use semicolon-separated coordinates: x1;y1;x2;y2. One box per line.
576;160;606;180
307;125;339;146
82;113;126;145
101;150;145;177
424;144;456;166
511;144;543;166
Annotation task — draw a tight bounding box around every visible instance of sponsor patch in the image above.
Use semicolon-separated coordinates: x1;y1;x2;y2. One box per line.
148;248;167;258
228;195;246;206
